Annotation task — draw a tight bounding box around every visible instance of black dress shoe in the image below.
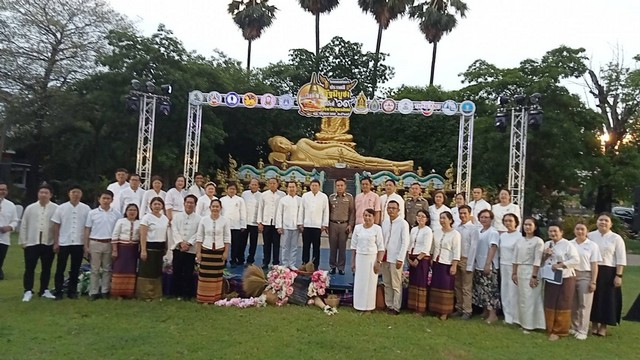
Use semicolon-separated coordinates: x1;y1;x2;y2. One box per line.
102;293;110;300
261;264;269;270
89;294;99;301
68;293;79;299
339;270;345;275
329;268;336;275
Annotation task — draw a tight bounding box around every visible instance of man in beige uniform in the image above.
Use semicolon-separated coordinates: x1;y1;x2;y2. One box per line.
405;182;429;227
328;178;355;275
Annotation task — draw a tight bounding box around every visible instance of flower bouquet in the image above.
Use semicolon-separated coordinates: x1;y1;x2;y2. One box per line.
265;266;297;306
214;295;267;308
307;270;338;315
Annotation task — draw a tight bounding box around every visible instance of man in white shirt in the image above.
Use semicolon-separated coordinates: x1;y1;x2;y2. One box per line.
84;190;121;300
196;182;217;217
468;186;491;222
454;205;476;319
276;182;301;270
379;179;405;222
242;179;262;265
258;178;285;269
0;181;19;280
52;185;91;300
118;173;144;214
298;179;329;270
106;168;130;211
380;200;410;314
188;172;205;197
171;194;200;300
220;183;247;267
19;184;59;301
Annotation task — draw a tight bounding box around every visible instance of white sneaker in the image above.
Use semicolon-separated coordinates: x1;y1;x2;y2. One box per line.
22;290;33;302
575;333;587;340
568;329;577;335
41;289;56;299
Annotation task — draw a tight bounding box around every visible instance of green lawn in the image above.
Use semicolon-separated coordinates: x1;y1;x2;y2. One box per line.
1;244;639;360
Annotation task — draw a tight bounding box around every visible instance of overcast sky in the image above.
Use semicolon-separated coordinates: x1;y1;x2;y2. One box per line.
108;0;639;105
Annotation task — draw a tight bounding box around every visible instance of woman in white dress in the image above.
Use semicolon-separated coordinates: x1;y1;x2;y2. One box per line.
512;217;545;332
429;190;450;232
570;222;601;340
491;189;520;233
350;208;385;312
142;175;167;214
499;213;520;325
449;192;466;228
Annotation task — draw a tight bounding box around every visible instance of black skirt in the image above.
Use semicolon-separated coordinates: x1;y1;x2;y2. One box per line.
590;265;622;326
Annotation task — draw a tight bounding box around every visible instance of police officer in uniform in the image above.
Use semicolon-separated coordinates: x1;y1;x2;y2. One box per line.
328;178;355;275
405;182;429;227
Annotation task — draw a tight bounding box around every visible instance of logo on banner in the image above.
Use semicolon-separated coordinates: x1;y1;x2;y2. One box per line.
243;92;258;108
442;100;458;116
381;98;396;114
261;93;276;109
225;92;240;107
398;99;414;115
368;98;381;113
353;92;369;114
420;101;435;116
279;94;294;110
207;91;222;106
297;72;357;117
460;100;476;116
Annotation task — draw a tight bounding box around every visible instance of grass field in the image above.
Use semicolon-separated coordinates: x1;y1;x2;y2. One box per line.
1;245;639;360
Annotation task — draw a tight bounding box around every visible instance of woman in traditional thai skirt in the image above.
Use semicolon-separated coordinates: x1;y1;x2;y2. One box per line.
406;209;433;314
110;203;140;298
589;213;626;337
542;222;579;341
138;197;169;300
195;199;230;304
512;217;545;332
570;222;601;340
428;211;461;320
472;209;501;324
350;208;385;312
499;213;521;325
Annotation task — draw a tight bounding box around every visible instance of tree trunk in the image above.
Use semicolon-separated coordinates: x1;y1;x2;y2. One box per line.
595;184;612;214
315;13;320;72
246;39;252;75
371;24;383;97
429;42;438;87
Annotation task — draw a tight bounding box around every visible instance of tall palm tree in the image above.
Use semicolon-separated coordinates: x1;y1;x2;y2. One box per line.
228;0;278;75
297;0;340;70
358;0;414;96
409;0;468;86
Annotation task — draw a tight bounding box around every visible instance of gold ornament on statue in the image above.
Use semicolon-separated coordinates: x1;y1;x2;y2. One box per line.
257;158;264;170
444;163;455;191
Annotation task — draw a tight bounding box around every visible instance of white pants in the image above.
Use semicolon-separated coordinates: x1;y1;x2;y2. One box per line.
571;270;595;336
381;262;403;311
280;229;299;268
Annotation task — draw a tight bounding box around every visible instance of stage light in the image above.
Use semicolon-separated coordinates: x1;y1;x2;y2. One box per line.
146;81;156;93
499;96;510;106
530;93;541;105
495;110;508;132
158;99;171;116
161;84;172;95
514;95;526;107
527;107;543;130
125;94;139;113
131;80;142;91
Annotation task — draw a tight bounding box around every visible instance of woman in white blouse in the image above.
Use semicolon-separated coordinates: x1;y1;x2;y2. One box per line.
512;217;545;332
142;176;167;215
165;175;187;221
570;222;602;340
589;213;626;337
449;192;466;228
428;190;450;232
110;203;141;299
428;211;461;320
195;199;230;304
491;189;520;233
138;197;169;301
350;208;385;312
406;209;433;314
472;209;501;324
499;213;521;325
542;223;580;341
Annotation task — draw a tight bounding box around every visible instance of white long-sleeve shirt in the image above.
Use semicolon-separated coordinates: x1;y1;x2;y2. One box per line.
275;195;300;230
297;191;329;229
588;230;627;267
258;190;285;226
172;211;201;254
380;193;405;222
142;189;166;214
165;188;187;213
196;215;231;250
196;195;218;217
429;204;451;232
456;221;477;259
107;181;129;213
220;195;247;230
19;201;58;247
119;187;145;214
242;190;261;226
0;198;19;245
543;239;580;278
492;203;521;232
408;225;433;256
51;201;91;246
432;229;462;265
111;218;140;243
381;216;410;263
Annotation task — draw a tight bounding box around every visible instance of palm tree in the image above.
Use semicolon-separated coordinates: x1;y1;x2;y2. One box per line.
297;0;340;70
358;0;414;96
409;0;468;86
228;0;278;75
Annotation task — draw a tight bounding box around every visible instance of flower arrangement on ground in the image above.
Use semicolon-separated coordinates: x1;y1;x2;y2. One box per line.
307;270;338;315
265;265;297;306
214;295;267;308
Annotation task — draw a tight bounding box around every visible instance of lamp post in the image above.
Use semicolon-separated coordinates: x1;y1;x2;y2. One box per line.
126;80;172;190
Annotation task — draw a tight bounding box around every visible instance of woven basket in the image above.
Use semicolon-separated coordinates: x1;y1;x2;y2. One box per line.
325;294;340;308
264;291;279;305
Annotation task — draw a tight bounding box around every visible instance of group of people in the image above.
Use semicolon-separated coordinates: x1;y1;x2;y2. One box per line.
0;170;627;341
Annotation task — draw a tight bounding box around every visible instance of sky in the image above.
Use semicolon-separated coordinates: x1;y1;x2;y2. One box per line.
107;0;640;106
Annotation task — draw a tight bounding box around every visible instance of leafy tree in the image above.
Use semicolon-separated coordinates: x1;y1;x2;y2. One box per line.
227;0;278;75
409;0;468;86
297;0;340;70
358;0;414;96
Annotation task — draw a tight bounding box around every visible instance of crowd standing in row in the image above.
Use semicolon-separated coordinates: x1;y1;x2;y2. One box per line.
0;169;627;341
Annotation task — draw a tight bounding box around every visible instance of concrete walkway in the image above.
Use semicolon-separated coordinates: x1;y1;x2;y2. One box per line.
627;254;640;266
